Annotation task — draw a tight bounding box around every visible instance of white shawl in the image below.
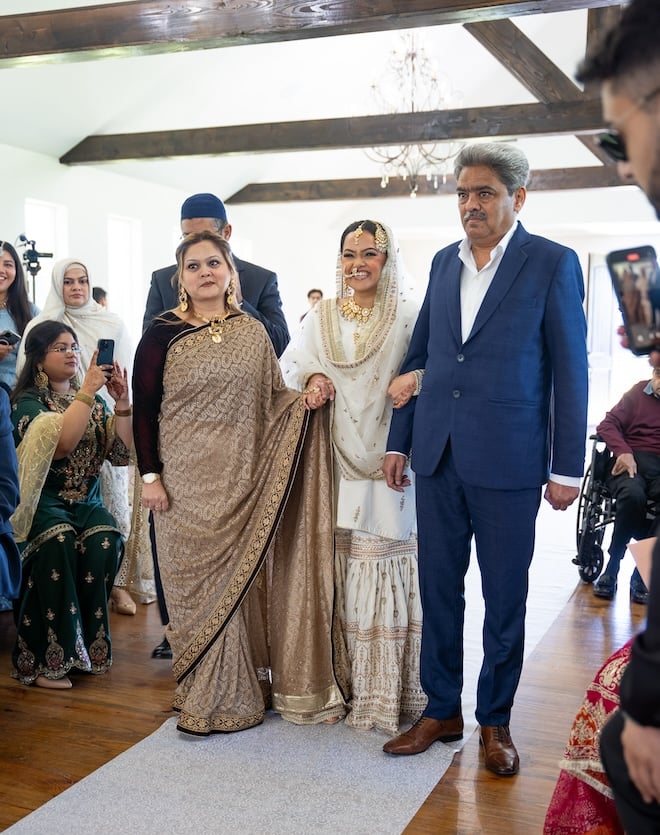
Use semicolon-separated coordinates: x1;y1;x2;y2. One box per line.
16;258;134;405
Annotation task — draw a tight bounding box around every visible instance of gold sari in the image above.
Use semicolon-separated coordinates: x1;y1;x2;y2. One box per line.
152;317;346;734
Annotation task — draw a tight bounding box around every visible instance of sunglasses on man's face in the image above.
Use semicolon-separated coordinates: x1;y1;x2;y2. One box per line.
597;85;660;165
597;131;627;163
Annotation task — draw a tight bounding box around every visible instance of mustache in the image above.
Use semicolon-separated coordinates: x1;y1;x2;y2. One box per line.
464;210;487;222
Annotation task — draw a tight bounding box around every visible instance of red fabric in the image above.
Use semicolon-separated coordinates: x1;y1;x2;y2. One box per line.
543;642;632;834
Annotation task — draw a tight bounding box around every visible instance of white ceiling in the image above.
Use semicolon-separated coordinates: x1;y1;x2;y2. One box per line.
4;2;599;198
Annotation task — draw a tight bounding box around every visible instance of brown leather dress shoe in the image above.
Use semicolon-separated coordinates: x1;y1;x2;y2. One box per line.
383;715;464;755
479;725;519;775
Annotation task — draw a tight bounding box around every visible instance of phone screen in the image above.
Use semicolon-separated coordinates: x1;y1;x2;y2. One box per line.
607;246;660;355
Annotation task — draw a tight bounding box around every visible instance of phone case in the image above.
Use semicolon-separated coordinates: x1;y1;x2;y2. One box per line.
606;246;660;355
96;339;115;365
0;330;20;346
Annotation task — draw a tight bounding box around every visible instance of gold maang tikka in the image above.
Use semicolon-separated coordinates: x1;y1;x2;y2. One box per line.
352;221;387;254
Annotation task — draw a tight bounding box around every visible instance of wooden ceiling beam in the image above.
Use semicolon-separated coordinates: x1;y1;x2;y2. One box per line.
226;166;627;203
61;99;604;165
463;17;614;162
0;0;625;66
227;166;626;202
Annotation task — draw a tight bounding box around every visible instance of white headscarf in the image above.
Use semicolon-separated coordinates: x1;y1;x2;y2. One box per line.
16;258;134;404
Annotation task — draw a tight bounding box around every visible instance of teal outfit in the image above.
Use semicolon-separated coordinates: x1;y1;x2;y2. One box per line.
0;304;38;390
11;388;128;684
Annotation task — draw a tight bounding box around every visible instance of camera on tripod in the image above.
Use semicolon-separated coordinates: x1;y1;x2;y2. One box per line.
19;234;53;278
17;234;53;303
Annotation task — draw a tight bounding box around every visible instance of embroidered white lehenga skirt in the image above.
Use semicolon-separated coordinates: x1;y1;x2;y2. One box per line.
334;476;427;734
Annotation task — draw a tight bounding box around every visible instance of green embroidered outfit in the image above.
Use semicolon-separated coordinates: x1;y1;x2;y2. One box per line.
10;388;128;684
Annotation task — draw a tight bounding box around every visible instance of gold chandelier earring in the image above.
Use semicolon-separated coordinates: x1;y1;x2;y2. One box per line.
35;366;49;389
226;280;236;308
178;283;189;313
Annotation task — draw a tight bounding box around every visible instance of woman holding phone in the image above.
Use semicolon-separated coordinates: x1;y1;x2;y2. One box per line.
17;259;152;615
0;241;38;391
10;320;132;688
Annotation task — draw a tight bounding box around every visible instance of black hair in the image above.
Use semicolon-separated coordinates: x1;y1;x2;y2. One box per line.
0;241;34;335
576;0;660;92
12;320;78;403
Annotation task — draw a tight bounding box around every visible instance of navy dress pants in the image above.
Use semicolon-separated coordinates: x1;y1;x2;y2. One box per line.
415;444;541;726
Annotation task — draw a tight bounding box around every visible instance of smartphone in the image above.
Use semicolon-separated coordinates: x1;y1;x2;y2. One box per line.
0;330;20;346
606;245;660;355
96;338;115;366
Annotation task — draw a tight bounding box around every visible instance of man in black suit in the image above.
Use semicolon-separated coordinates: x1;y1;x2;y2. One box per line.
577;1;660;830
142;192;290;357
143;193;290;658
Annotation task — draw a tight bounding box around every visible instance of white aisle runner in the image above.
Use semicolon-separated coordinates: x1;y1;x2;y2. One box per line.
5;715;461;835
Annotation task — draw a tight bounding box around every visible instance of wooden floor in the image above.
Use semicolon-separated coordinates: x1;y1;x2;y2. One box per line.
0;581;644;834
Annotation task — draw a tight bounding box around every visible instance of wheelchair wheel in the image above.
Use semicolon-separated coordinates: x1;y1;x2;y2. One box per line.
574;465;606;583
576;538;604;583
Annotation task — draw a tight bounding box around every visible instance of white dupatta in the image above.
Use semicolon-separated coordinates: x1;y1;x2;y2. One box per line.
281;222;421;539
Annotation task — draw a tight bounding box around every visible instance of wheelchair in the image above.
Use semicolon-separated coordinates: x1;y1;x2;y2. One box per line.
573;435;658;583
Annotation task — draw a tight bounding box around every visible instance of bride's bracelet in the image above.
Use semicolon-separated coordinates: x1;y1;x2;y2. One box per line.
114;406;133;417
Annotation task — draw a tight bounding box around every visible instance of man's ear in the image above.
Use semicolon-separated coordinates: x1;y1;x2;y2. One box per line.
222;223;233;242
513;187;527;213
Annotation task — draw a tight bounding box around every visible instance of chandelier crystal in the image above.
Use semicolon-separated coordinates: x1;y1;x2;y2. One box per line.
366;33;463;198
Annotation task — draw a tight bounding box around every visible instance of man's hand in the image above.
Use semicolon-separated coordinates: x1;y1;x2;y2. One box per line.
621;718;660;804
543;480;578;511
612;452;637;478
382;453;411;493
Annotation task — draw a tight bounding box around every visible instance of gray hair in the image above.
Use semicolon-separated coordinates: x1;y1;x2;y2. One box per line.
454;143;530;194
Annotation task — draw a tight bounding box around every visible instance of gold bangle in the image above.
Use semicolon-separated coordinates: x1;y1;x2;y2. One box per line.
74;391;94;408
114;407;132;417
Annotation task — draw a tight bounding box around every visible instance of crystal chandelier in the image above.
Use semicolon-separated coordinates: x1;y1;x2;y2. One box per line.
366;33;463;198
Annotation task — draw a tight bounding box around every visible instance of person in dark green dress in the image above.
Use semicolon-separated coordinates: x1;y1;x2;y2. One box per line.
10;320;133;689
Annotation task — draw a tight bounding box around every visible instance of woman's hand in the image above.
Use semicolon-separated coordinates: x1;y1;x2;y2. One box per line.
0;343;16;361
79;350;109;397
388;372;416;409
106;362;129;403
303;373;335;410
141;480;169;513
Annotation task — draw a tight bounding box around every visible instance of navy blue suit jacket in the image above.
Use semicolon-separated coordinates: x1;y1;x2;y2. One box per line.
142;255;290;357
387;223;588;489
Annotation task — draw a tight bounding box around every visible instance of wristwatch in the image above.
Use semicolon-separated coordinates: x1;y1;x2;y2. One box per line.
142;473;161;484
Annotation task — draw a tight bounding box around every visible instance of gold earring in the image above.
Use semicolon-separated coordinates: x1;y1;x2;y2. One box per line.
226;280;236;308
178;283;189;312
35;366;49;389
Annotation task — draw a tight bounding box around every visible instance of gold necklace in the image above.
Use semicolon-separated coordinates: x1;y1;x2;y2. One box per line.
193;308;231;344
339;297;374;344
339;297;374;324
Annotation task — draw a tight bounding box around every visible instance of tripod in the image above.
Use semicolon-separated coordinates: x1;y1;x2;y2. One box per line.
19;238;52;304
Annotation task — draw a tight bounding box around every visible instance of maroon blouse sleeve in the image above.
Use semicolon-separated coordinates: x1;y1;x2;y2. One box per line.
132;315;184;475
